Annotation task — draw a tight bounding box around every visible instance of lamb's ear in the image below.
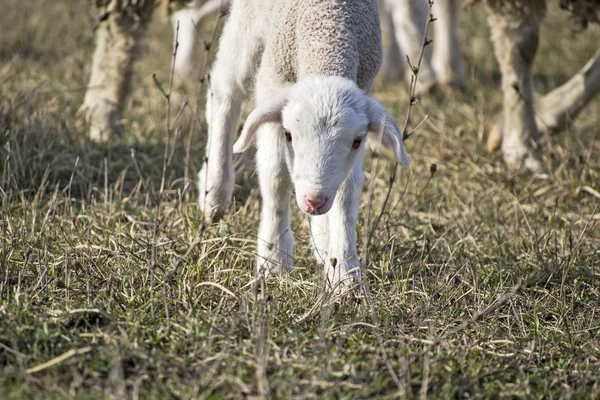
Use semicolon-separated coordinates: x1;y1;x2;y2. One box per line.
366;97;410;168
233;89;290;153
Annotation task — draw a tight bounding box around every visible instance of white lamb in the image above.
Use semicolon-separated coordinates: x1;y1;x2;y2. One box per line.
199;0;409;288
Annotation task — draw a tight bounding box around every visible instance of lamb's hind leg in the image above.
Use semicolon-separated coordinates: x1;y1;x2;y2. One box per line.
486;0;546;173
310;215;329;264
170;0;230;80
199;3;262;222
80;0;155;141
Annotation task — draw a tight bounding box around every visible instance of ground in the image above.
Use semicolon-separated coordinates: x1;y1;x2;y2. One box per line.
1;1;600;399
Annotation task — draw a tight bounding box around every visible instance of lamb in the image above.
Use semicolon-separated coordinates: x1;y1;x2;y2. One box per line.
198;0;410;288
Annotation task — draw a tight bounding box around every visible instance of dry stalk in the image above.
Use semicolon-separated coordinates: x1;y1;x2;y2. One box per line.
150;21;186;327
361;0;436;266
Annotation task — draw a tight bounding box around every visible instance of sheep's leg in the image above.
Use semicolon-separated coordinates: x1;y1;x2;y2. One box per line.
383;0;437;94
170;0;230;80
325;160;364;291
310;215;329;265
488;49;600;152
431;0;466;87
486;1;546;172
255;124;294;277
191;0;229;23
199;4;262;222
80;0;155;141
170;7;199;79
536;48;600;134
381;6;405;83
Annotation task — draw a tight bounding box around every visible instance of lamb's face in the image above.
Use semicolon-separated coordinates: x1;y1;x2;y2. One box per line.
280;78;369;215
233;76;409;216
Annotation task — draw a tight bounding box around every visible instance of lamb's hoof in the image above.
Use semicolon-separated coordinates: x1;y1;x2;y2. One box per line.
325;257;362;293
256;257;294;278
197;188;230;223
256;235;294;278
197;167;234;223
200;203;227;224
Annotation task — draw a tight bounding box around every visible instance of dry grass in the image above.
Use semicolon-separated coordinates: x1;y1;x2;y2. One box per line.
1;1;600;398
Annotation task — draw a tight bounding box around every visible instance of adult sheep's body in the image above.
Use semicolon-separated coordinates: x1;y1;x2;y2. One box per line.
200;0;409;288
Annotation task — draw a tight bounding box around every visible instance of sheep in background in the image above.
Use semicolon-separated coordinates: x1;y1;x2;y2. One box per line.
384;0;600;172
199;0;409;288
381;0;466;93
483;0;600;172
169;0;230;78
485;24;600;158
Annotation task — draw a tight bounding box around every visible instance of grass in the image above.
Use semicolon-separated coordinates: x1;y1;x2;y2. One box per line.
1;1;600;398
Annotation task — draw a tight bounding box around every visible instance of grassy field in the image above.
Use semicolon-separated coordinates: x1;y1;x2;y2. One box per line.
1;1;600;398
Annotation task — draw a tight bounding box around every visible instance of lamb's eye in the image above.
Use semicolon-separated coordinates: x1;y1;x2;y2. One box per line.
284;129;292;142
352;137;362;149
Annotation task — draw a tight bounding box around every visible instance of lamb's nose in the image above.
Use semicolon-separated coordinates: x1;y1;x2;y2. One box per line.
305;196;327;211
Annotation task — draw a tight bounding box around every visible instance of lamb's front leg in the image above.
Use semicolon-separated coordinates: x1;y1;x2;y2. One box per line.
325;160;364;291
199;3;262;222
255;124;294;277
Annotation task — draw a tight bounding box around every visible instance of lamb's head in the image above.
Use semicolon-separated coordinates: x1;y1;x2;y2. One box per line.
234;76;409;215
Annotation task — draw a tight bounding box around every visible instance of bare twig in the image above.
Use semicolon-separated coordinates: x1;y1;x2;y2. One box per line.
26;347;93;374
